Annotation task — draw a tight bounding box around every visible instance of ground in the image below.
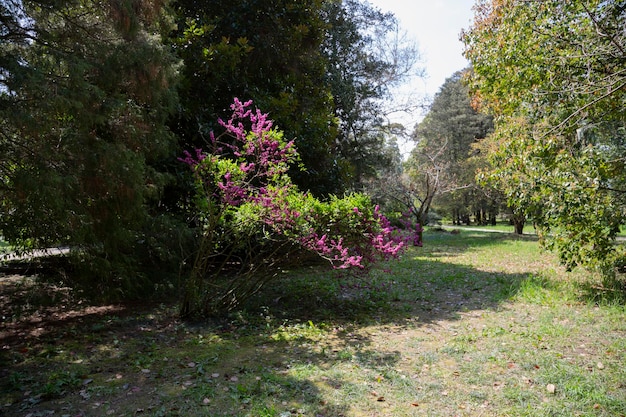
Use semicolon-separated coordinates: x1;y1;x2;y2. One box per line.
1;230;625;416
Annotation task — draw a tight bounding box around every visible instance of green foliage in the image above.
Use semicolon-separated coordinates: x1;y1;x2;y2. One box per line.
0;0;422;303
169;0;341;196
169;0;420;195
0;0;181;297
404;71;494;225
179;101;411;317
323;0;421;188
463;0;626;271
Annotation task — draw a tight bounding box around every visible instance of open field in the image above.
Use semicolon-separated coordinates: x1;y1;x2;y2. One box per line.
1;230;625;416
436;222;535;235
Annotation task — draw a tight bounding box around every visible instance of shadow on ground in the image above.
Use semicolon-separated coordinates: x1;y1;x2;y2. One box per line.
0;231;566;416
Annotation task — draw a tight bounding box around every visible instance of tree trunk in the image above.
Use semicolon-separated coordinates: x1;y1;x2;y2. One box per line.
513;213;525;235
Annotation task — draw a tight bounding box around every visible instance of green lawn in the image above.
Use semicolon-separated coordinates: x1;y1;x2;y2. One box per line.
439;221;626;238
436;221;535;234
1;230;625;416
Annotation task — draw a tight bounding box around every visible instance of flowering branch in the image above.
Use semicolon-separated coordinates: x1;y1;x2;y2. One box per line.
180;99;421;315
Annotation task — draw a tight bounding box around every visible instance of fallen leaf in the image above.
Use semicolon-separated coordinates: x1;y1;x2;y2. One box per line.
377;396;385;402
79;389;90;400
593;403;601;409
370;390;379;397
411;402;419;407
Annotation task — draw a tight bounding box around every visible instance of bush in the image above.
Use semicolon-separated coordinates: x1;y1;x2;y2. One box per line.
179;99;419;317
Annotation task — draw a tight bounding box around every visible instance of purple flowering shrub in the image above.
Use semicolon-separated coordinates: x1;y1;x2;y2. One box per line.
180;99;420;317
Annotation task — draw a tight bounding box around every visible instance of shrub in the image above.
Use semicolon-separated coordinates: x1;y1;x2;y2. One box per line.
179;99;419;317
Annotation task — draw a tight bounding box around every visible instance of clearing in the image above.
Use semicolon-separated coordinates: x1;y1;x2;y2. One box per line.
1;230;625;416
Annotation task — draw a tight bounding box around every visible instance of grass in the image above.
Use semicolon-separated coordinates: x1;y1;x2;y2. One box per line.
435;221;536;235
438;220;626;238
1;229;625;416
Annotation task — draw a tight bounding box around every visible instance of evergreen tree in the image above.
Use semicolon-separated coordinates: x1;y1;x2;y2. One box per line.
169;0;421;195
0;0;180;296
408;70;493;224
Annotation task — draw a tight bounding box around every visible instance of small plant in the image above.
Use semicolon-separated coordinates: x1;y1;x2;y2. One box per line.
7;372;26;391
39;371;81;399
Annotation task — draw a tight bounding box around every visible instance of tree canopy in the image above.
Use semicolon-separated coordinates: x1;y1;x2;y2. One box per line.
462;0;626;270
323;0;421;188
169;0;344;196
0;0;180;293
406;70;493;225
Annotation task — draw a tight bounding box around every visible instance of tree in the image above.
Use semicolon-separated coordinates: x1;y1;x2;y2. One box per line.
0;0;180;295
169;0;421;195
462;0;626;270
323;0;422;189
407;70;493;225
169;0;341;196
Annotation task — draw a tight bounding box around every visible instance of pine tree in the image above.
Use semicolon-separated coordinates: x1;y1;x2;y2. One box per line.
0;0;180;296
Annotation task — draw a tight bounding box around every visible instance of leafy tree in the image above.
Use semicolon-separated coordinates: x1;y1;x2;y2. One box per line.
169;0;340;196
0;0;180;295
462;0;626;270
169;0;421;195
323;0;422;189
407;71;493;225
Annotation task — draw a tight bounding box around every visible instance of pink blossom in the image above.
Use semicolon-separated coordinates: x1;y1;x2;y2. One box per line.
181;98;422;278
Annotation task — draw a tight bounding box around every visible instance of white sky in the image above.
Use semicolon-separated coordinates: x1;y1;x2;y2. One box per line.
367;0;476;151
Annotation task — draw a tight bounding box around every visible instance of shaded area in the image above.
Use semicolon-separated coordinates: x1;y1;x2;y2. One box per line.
0;230;611;416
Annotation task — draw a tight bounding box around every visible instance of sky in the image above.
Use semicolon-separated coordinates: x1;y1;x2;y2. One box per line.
366;0;476;150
